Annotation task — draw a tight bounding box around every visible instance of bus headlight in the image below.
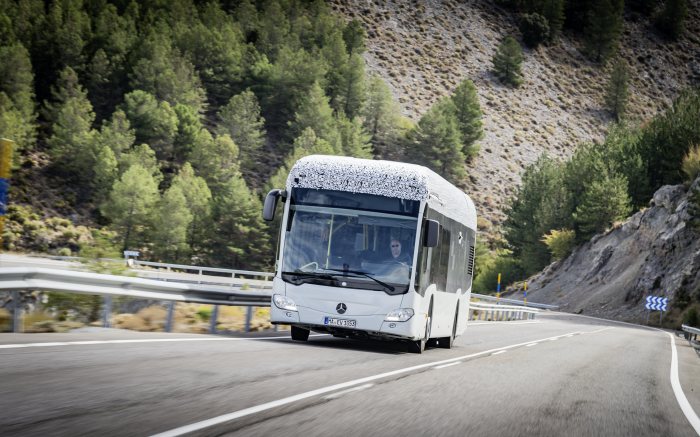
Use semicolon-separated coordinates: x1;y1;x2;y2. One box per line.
273;294;298;311
385;308;414;322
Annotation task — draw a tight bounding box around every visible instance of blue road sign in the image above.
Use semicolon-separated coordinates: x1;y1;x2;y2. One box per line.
0;178;8;215
645;296;668;312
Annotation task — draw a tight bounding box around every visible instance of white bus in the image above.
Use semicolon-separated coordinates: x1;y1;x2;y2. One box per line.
263;155;477;353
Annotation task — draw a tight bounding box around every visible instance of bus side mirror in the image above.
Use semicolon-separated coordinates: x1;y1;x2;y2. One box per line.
263;189;286;221
424;219;439;247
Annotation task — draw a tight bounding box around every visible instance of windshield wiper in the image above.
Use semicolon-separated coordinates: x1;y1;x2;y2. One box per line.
320;268;395;292
283;271;337;284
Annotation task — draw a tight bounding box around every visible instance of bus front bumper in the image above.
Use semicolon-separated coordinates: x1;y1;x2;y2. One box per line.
270;304;423;341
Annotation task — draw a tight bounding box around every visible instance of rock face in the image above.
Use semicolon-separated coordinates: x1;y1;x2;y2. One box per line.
518;178;700;323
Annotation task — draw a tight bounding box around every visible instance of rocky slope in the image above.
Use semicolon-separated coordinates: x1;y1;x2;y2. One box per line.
510;177;700;324
330;0;700;233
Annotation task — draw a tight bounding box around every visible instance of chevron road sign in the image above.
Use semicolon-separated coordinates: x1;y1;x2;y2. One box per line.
645;295;668;312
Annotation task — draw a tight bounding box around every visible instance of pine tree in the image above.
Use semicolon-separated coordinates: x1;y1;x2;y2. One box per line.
289;82;340;151
171;162;212;259
656;0;688;40
605;60;629;121
92;145;118;204
101;164;160;251
340;53;366;119
337;113;373;158
520;13;550;48
584;0;624;63
217;90;266;176
151;184;193;262
45;67;96;177
573;175;631;239
540;0;565;41
492;36;524;87
451;79;483;159
0;42;36;153
343;19;366;55
362;75;403;160
118;144;162;182
173;103;202;165
122;90;178;163
211;176;271;270
321;30;349;113
189;132;241;196
412;98;466;183
94;109;135;158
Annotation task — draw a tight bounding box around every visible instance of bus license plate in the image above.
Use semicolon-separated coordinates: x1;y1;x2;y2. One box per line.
324;317;356;328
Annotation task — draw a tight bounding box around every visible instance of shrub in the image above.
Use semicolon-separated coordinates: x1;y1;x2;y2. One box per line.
541;229;576;260
519;13;550;48
492;36;524;87
683;307;699;327
682;145;700;182
472;252;526;293
196;306;212;322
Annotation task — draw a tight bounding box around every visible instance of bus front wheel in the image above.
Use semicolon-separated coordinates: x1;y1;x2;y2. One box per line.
409;302;432;354
291;326;310;341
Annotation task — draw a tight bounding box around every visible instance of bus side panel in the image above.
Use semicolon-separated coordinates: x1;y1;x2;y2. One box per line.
429;289;459;338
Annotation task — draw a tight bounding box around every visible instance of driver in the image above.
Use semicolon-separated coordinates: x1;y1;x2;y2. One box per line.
389;238;412;264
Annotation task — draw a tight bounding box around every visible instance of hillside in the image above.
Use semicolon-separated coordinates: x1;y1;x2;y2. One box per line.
331;0;700;232
510;177;700;325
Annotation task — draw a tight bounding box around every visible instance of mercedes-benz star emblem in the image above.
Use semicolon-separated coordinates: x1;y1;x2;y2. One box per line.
336;303;347;314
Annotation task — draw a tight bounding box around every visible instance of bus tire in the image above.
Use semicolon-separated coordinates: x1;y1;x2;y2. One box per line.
291;326;310;341
438;307;459;349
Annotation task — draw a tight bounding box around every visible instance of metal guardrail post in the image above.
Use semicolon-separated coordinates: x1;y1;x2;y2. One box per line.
165;301;175;333
245;306;253;332
11;290;20;333
209;305;219;334
102;295;112;328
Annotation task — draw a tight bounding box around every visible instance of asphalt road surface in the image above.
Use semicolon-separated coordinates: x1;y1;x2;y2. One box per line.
1;313;699;436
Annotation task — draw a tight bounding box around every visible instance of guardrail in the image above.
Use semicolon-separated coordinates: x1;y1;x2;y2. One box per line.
469;301;540;321
0;267;271;334
471;292;558;310
682;324;700;342
130;260;274;280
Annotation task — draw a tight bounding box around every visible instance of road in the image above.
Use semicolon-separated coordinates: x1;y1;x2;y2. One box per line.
1;313;698;436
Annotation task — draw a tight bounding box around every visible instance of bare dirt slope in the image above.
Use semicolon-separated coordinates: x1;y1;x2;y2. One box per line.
510;177;700;324
330;0;700;232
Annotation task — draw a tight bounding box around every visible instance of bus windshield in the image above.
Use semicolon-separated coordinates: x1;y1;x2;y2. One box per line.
281;188;420;295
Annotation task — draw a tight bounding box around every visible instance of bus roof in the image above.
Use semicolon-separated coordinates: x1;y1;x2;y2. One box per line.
287;155;476;228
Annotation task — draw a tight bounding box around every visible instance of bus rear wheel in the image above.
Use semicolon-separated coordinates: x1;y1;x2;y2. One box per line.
291;326;310;341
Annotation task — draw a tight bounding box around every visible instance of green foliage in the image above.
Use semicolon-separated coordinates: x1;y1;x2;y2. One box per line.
472;251;526;293
573;175;631;239
635;89;700;201
2;204;92;253
538;0;565;41
682;146;700;182
541;228;576;260
0;42;36;153
583;0;624;62
217;90;266;177
504;155;571;274
189;132;240;196
683;307;699;327
267;128;337;192
101;164;160;251
605;60;629;121
343;19;366;55
450;79;483;159
519;13;550;48
492;36;524;87
655;0;688;40
411;98;466;183
47;293;102;323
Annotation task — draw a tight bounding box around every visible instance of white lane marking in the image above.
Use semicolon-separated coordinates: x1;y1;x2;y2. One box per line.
323;383;374;400
150;330;583;437
434;361;462;370
0;334;329;349
566;312;700;434
525;343;538;347
550;338;558;341
564;334;573;338
667;332;700;435
468;320;541;326
581;327;613;335
491;350;507;356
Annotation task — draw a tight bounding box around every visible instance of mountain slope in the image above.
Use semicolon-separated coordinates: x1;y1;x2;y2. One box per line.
331;0;700;231
513;177;700;324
